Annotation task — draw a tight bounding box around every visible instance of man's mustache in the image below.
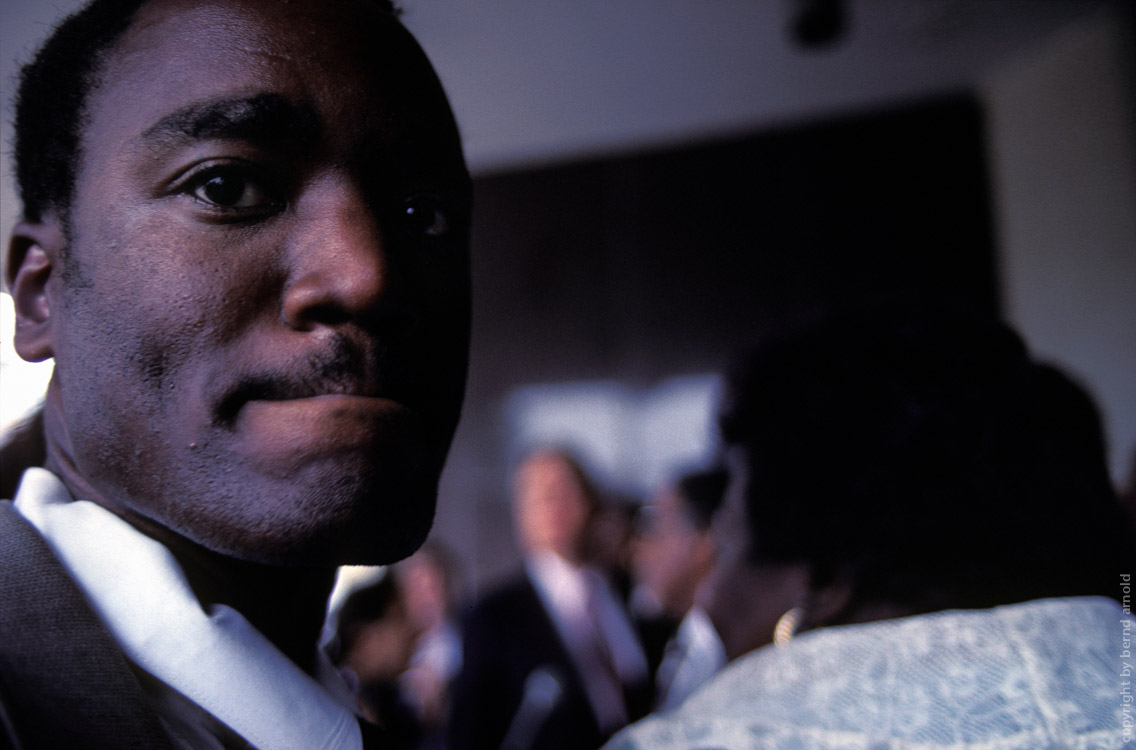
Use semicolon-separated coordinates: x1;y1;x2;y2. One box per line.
214;335;409;424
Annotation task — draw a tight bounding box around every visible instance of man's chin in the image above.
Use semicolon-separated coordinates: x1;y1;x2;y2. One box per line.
196;509;436;568
319;479;438;566
334;505;436;566
156;470;439;568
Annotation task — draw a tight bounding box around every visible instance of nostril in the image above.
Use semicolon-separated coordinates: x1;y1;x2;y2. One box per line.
297;303;353;328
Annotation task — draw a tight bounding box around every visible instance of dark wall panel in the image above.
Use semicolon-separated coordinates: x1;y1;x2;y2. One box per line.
438;94;999;587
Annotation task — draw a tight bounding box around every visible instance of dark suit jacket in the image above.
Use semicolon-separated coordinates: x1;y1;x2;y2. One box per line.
0;500;174;750
0;499;395;750
448;573;649;750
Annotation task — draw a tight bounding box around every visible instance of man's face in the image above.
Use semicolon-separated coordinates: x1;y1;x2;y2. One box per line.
38;0;470;565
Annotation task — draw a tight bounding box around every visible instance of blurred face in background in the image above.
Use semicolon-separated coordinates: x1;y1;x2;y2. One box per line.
633;485;716;618
698;451;811;661
513;452;593;563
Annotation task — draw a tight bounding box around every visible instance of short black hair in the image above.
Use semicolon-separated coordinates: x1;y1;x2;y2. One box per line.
12;0;400;225
13;0;148;224
720;305;1134;612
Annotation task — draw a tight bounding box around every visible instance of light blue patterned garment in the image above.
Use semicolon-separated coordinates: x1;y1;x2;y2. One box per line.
605;597;1133;750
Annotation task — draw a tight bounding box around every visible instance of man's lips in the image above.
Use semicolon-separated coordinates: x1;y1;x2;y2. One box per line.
217;377;396;423
211;334;415;423
243;377;382;402
225;391;424;468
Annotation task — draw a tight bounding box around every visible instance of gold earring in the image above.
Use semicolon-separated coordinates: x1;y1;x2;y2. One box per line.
773;606;804;647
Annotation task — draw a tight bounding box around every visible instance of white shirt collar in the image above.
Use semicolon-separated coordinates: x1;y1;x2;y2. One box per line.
525;551;649;682
13;468;362;750
526;550;590;617
655;606;726;711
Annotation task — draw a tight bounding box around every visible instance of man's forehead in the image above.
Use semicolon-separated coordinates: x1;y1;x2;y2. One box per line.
140;94;321;148
128;90;460;179
104;0;412;92
129;0;394;28
83;0;458;158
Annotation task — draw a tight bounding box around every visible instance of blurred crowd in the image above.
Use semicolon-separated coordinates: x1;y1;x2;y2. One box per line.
328;448;731;750
327;306;1136;750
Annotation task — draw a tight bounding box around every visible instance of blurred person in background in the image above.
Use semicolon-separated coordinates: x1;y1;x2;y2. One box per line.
449;448;650;750
586;493;641;603
607;306;1135;749
631;467;727;711
334;575;423;748
395;541;465;749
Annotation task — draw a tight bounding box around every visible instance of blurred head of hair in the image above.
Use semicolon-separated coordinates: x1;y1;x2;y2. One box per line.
719;304;1133;613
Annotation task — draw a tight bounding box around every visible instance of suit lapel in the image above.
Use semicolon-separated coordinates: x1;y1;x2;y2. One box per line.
0;500;174;750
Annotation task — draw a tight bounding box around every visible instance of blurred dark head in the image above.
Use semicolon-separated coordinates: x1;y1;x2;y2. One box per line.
676;467;729;532
717;305;1132;614
633;467;727;618
334;575;404;663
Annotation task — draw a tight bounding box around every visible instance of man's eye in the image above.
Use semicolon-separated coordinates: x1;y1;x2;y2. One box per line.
401;196;450;238
186;168;277;211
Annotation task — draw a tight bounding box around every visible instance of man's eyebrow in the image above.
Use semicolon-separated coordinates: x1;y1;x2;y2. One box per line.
140;93;320;147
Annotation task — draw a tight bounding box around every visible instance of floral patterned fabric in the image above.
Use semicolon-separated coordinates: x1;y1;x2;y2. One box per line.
605;597;1131;750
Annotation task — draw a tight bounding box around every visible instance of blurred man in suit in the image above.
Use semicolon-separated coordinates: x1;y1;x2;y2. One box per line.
449;449;650;750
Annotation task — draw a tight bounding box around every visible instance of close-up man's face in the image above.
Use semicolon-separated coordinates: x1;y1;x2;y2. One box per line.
30;0;471;565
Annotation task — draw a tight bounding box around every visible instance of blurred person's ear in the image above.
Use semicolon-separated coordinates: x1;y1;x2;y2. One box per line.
801;568;854;630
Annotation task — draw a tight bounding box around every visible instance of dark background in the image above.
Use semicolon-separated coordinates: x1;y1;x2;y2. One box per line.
439;94;999;587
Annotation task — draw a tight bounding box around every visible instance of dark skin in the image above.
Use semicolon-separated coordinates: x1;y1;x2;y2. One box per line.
8;0;471;672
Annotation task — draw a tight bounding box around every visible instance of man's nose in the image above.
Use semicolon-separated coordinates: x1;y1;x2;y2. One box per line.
281;178;396;330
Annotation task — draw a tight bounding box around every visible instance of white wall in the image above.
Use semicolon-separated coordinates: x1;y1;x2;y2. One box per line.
985;9;1136;481
402;0;1097;175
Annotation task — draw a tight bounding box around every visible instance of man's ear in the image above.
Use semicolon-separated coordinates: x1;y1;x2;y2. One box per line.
7;221;65;362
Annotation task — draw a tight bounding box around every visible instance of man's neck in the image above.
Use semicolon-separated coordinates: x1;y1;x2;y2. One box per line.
169;542;336;674
41;396;336;673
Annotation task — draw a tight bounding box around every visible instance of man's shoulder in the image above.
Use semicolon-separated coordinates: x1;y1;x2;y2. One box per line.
0;499;176;749
0;498;64;585
0;495;102;656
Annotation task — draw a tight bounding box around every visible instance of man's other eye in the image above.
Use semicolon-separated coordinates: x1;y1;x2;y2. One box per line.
184;166;278;212
401;195;451;238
